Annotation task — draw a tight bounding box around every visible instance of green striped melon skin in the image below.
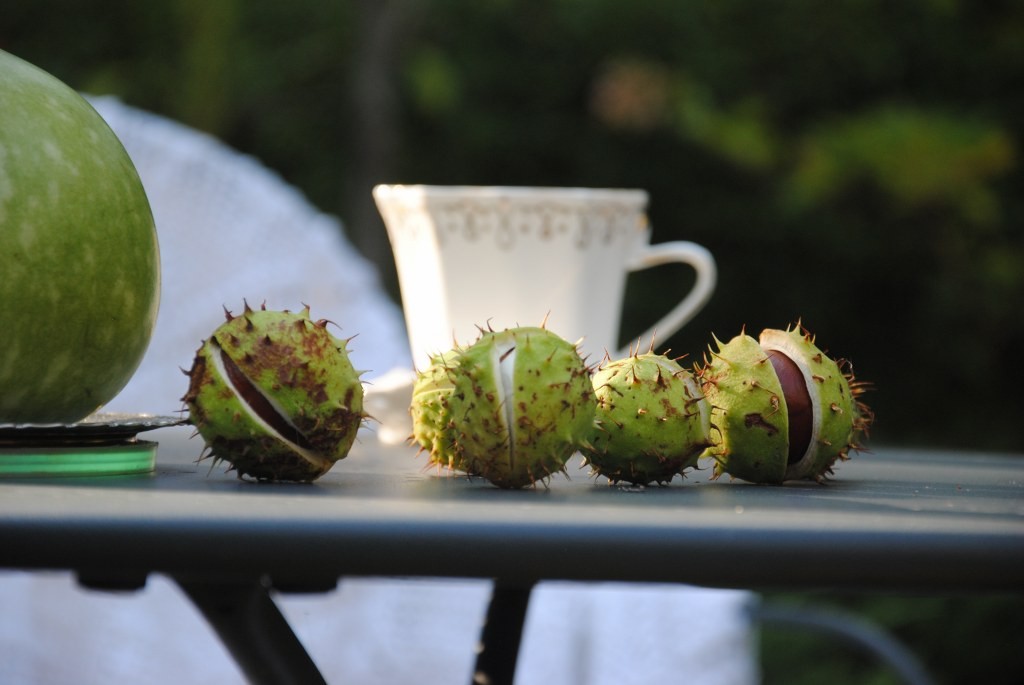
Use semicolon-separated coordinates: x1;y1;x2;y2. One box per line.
0;50;160;423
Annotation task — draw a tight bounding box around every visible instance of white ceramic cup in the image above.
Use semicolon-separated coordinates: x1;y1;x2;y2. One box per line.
373;185;716;370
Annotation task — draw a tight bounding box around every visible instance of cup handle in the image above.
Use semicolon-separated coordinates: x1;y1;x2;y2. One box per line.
617;241;717;357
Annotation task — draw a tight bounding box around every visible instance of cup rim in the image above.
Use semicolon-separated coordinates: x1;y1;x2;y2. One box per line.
372;184;649;205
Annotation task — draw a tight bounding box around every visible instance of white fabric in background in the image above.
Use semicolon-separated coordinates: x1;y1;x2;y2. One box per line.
0;573;756;685
0;96;758;685
87;94;412;417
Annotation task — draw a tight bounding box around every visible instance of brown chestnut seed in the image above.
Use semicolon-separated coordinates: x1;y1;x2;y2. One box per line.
767;350;812;464
218;345;314;451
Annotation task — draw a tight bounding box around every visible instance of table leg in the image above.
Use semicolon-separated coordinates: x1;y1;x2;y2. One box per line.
175;576;327;685
472;581;535;685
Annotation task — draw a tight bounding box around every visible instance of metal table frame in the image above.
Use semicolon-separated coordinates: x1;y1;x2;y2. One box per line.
2;426;1022;684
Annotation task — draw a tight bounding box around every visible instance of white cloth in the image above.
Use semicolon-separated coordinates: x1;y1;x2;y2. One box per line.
90;94;412;417
0;97;758;685
0;573;756;685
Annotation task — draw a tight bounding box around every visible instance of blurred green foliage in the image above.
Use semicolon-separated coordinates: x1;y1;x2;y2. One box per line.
759;592;1024;685
4;0;1022;453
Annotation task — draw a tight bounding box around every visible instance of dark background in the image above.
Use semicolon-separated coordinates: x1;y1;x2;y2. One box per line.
4;2;1022;682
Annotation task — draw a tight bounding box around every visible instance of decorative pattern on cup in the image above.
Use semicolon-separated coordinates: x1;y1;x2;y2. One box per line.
388;198;649;250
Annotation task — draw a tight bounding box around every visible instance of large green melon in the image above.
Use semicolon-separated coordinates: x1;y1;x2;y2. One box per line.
0;50;160;423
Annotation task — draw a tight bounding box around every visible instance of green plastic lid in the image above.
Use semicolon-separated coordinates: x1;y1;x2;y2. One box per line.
0;440;157;477
0;413;181;477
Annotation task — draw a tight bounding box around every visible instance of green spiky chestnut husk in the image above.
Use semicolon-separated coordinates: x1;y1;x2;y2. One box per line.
184;303;366;482
582;351;712;485
417;326;596;489
699;324;871;484
410;350;460;470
